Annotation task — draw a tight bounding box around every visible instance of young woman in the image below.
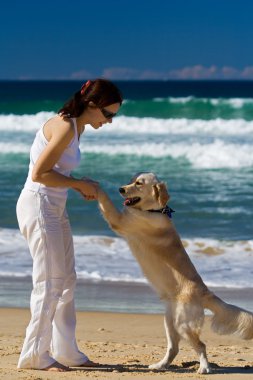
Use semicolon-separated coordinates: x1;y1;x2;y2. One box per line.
16;79;122;372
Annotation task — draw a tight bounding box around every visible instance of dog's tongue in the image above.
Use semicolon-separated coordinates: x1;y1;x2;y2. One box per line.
124;197;140;206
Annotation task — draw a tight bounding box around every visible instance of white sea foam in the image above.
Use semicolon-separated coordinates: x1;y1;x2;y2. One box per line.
154;96;194;103
1;139;253;169
1;113;253;169
2;139;252;168
0;142;30;153
0;228;253;288
210;98;248;108
0;112;55;132
154;96;253;108
2;113;253;136
104;116;253;136
80;139;253;168
222;98;253;108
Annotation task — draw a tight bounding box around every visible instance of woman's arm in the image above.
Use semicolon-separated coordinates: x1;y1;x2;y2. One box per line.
32;119;98;198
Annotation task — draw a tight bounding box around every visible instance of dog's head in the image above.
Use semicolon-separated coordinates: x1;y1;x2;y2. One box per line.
119;172;170;211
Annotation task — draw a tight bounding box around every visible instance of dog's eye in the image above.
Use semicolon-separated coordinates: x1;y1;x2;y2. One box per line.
135;181;143;186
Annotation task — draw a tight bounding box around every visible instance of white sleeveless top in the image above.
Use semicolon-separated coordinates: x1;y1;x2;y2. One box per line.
24;118;81;199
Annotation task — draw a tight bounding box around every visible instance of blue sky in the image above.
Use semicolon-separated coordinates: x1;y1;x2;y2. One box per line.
1;0;253;80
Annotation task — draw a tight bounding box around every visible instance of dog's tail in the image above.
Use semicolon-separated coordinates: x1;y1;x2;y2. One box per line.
204;292;253;340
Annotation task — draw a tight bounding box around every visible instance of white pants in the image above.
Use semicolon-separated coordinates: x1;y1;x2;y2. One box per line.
16;189;88;369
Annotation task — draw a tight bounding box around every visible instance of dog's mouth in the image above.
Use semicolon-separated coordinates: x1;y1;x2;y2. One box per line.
123;197;141;206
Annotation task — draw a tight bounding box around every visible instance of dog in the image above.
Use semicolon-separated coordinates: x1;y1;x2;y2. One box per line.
97;172;253;374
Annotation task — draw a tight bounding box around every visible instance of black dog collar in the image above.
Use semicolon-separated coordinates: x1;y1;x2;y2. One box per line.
148;205;175;219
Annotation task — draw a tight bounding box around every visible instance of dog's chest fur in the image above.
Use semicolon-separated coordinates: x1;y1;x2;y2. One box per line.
120;209;178;297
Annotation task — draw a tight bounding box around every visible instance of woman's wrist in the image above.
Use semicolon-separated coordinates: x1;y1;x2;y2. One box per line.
69;176;82;190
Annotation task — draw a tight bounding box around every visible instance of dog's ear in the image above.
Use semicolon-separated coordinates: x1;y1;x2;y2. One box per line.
152;182;170;207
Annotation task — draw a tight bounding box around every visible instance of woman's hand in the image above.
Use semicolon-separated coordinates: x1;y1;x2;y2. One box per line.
72;177;99;200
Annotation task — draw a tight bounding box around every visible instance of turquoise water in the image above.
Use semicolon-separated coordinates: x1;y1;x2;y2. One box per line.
0;80;253;301
1;80;252;239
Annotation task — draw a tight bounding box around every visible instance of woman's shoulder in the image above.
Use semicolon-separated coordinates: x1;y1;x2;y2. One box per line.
44;115;75;141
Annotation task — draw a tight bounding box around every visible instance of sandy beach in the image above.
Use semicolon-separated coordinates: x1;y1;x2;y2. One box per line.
0;308;252;380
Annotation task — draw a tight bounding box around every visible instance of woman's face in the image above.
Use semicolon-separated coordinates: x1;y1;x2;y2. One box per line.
86;102;121;129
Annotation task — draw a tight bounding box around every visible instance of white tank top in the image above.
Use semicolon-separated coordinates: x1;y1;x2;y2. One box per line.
24;118;81;199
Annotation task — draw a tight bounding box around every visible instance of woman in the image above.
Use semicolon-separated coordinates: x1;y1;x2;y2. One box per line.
16;79;122;372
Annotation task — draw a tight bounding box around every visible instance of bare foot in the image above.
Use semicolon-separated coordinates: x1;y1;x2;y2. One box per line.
78;359;99;367
43;361;71;372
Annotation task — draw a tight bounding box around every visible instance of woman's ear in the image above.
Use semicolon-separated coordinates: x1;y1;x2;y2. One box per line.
152;182;170;207
88;101;96;108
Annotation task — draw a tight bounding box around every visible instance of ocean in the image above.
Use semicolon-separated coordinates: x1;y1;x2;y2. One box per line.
0;80;252;313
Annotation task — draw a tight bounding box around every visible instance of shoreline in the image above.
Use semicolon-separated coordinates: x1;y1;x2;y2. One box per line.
1;276;253;313
0;308;253;380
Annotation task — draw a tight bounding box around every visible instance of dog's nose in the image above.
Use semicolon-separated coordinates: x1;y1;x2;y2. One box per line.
119;187;126;194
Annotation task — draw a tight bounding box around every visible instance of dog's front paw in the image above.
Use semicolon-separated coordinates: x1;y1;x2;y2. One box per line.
197;365;212;374
149;361;169;370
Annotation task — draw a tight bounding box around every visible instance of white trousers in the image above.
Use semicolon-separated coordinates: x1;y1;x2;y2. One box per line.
16;189;88;369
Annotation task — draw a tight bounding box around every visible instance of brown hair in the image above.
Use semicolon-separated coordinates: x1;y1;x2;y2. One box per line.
58;78;123;117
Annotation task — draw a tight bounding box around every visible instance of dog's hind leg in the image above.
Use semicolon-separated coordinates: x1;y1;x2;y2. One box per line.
184;330;211;374
149;304;180;370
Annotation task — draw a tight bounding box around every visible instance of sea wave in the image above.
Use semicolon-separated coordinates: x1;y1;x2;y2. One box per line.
2;95;253;120
2;139;252;169
106;117;253;136
153;96;253;108
0;228;252;288
80;140;253;169
0;112;55;131
122;97;253;119
1;113;253;136
1;113;253;169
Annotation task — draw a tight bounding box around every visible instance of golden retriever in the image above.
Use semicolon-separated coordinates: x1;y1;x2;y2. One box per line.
97;172;253;374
